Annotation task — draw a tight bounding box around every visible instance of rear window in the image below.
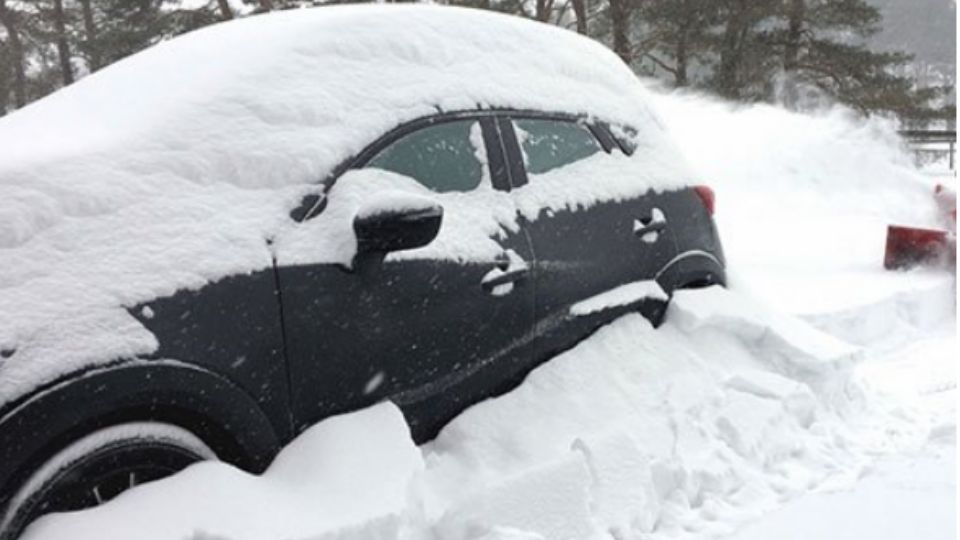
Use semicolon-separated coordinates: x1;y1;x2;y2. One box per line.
513;118;602;175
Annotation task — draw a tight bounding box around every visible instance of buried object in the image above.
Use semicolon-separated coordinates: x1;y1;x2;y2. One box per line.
883;183;956;270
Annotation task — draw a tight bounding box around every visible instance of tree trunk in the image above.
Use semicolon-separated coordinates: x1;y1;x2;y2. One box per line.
216;0;234;19
609;0;632;65
0;61;8;115
78;0;101;71
535;0;553;22
0;0;26;107
782;0;805;108
674;34;688;86
259;0;275;11
572;0;588;34
715;3;747;98
52;0;74;85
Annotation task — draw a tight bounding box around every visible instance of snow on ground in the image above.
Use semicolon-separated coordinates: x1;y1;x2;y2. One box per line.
732;324;957;540
731;450;955;540
23;282;952;540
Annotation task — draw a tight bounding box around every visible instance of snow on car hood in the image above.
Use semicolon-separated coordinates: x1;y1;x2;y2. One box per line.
0;6;690;406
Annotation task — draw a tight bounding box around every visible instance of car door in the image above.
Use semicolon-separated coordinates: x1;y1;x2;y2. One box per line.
274;116;536;442
500;114;680;359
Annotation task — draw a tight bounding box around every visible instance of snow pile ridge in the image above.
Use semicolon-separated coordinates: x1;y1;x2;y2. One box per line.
668;286;863;378
570;280;667;316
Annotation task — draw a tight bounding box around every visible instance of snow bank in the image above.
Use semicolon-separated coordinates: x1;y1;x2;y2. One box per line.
24;287;931;540
649;92;953;316
23;402;422;540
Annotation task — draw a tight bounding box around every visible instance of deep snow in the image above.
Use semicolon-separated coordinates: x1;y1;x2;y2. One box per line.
17;86;958;534
732;325;957;540
22;282;954;540
1;7;955;540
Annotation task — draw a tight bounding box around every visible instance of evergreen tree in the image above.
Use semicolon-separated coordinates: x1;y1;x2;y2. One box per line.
766;0;949;119
706;0;779;100
639;0;718;87
0;0;952;124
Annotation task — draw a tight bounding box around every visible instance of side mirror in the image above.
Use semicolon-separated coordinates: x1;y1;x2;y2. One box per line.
353;193;443;256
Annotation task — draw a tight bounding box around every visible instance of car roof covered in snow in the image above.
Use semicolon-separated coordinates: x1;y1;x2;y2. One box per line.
0;5;658;195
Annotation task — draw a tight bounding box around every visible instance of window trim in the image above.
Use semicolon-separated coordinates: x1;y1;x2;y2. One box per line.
293;110;633;222
605;123;638;156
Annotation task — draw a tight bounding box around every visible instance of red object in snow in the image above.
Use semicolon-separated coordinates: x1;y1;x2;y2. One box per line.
883;183;956;270
884;225;954;270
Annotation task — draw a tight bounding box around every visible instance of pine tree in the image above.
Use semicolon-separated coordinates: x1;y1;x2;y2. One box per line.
707;0;779;99
88;0;217;66
768;0;950;119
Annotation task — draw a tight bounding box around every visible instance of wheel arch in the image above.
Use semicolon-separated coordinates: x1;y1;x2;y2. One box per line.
655;249;726;293
0;359;281;510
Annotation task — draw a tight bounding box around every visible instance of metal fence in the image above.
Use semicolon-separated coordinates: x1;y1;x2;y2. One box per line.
898;129;957;170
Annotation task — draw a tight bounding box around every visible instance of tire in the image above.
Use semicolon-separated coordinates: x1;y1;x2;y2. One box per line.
0;422;216;540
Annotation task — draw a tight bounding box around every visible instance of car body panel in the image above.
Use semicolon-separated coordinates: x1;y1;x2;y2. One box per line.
129;269;293;440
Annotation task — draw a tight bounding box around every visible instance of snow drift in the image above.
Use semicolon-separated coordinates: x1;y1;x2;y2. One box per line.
22;286;941;540
650;92;951;317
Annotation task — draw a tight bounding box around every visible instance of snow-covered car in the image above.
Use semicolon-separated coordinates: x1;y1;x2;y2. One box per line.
0;5;724;537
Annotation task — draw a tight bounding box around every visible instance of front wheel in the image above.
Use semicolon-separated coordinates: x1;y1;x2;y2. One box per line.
1;422;216;539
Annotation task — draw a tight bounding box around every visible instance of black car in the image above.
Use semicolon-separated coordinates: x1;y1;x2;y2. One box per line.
0;8;724;538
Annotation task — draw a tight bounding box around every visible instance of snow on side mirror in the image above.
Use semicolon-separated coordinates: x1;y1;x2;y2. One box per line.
353;192;443;257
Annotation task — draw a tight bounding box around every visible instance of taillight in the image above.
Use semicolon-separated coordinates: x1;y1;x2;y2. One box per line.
694;185;715;215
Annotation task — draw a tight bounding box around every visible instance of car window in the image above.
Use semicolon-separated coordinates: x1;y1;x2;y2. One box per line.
514;118;602;175
365;119;487;193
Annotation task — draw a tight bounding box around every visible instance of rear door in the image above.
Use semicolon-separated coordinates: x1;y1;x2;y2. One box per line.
501;115;680;357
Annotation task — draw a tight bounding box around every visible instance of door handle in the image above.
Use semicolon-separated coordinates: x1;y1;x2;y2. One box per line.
481;267;530;292
483;249;529;295
634;208;666;243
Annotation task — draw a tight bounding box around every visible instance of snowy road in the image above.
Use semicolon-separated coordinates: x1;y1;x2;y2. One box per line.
732;451;955;540
733;325;956;540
